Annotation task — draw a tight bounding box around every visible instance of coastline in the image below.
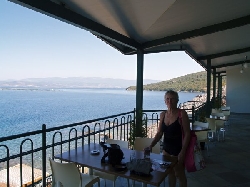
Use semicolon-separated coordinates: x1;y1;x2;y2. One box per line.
147;86;226;138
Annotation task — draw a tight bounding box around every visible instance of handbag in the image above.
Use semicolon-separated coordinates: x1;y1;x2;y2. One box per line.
178;109;206;172
100;143;124;166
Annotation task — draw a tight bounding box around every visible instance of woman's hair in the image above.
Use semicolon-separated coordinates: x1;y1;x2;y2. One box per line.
164;90;179;102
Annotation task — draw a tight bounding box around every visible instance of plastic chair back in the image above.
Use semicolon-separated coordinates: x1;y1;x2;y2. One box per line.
195;131;208;142
206;118;216;131
211;112;224;118
221;106;230;110
222;110;230;120
106;139;129;148
193;121;209;128
215;119;225;130
50;159;81;187
212;108;222;113
134;137;160;154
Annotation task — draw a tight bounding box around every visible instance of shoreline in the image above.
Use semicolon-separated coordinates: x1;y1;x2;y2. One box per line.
147;87;227;138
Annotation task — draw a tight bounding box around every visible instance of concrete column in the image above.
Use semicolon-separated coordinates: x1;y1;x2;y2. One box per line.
206;59;211;117
217;73;220;98
213;68;216;99
219;75;223;98
136;49;144;131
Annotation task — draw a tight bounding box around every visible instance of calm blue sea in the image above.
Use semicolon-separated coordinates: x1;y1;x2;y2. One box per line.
0;88;199;137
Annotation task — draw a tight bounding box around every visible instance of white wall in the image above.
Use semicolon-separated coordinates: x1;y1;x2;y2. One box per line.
226;67;250;113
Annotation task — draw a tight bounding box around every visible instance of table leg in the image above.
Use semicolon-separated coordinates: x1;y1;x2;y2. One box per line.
142;182;147;187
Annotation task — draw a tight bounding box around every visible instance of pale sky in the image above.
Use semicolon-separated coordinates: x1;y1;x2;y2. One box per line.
0;0;204;81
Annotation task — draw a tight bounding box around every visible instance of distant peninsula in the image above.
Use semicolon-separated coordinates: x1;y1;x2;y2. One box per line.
0;77;160;89
126;71;226;92
0;72;226;92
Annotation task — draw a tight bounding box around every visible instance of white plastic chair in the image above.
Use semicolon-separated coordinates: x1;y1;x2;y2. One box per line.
93;139;129;187
222;110;231;126
212;108;222;113
215;119;226;141
193;121;209;128
206;118;217;142
106;138;129;149
211;112;224;119
134;137;160;154
49;158;100;187
193;121;210;156
221;106;230;111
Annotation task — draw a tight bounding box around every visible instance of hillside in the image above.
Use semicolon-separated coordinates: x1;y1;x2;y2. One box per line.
126;71;226;92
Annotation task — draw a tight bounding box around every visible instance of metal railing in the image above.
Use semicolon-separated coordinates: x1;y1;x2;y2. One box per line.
0;111;135;187
0;102;207;187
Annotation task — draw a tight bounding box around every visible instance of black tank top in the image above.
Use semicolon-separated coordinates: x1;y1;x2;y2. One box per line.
162;114;182;156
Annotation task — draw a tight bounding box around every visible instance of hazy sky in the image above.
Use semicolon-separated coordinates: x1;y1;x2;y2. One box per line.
0;0;204;81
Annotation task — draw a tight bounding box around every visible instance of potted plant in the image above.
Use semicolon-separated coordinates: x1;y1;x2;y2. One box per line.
212;97;222;109
198;109;207;122
128;110;147;148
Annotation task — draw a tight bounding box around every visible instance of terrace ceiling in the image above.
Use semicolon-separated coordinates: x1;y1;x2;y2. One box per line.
10;0;250;75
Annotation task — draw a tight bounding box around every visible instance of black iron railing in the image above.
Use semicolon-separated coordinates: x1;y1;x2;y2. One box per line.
0;102;206;187
0;111;135;187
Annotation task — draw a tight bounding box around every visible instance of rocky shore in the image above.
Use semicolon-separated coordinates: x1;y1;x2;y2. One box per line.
179;86;226;110
147;86;226;138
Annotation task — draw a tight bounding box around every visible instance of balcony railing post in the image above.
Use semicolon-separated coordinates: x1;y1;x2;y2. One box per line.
192;106;195;124
42;124;47;187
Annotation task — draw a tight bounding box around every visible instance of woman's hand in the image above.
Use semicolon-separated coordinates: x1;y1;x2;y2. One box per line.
178;150;186;164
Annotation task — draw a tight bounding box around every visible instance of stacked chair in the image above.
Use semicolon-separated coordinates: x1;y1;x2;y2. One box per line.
221;106;230;111
222;107;231;127
193;121;210;156
211;106;230;141
211;108;224;119
215;119;226;141
211;108;222;114
206;117;217;143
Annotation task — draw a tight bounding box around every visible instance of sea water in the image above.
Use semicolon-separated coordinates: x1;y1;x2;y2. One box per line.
0;88;199;137
0;88;200;170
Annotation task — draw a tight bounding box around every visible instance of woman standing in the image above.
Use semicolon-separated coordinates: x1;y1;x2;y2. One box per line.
149;90;190;187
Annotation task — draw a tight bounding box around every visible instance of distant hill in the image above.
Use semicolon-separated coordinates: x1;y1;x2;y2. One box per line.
0;77;160;89
126;71;226;92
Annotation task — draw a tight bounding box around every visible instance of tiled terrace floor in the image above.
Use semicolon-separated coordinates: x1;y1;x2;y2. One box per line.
102;113;250;187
